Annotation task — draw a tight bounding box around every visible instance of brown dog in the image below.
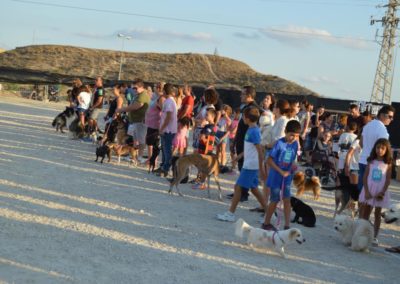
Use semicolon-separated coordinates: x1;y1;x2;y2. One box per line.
169;153;222;200
293;171;321;200
108;143;138;166
115;116;129;145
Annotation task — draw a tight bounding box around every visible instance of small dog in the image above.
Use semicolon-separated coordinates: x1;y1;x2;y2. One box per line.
108;143;138;165
290;197;316;227
235;218;305;258
68;117;85;139
95;144;111;163
334;215;373;252
333;173;355;218
169;153;222;200
148;137;161;173
116;116;129;145
293;171;321;200
382;203;400;224
52;107;76;133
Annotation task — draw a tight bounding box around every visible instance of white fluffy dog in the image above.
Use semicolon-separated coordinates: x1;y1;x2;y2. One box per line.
382;203;400;224
334;215;373;252
235;218;305;258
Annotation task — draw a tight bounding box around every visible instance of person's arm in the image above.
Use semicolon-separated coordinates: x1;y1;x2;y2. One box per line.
344;147;355;176
116;101;143;113
267;156;289;177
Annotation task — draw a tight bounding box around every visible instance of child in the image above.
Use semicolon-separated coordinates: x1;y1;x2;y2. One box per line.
193;108;218;189
228;108;240;172
172;117;191;156
216;104;232;167
359;138;392;246
262;120;301;231
217;107;267;222
344;134;362;201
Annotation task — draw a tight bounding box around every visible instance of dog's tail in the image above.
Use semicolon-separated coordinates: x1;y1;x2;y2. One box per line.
311;176;321;186
235;218;251;239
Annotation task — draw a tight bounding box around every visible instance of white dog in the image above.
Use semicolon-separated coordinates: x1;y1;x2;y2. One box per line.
334;215;373;252
235;218;305;258
382;203;400;224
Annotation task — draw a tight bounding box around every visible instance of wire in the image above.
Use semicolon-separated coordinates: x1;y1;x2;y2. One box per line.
257;0;377;7
11;0;375;43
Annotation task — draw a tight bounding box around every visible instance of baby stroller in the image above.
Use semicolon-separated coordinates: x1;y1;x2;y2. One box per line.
308;149;337;189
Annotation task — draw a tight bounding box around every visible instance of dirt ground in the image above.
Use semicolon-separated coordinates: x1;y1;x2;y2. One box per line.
0;93;399;283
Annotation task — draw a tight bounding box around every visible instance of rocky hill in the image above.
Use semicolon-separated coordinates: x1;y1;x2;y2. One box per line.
0;45;317;96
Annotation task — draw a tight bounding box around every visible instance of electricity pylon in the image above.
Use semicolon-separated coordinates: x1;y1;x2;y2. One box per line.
370;0;400;104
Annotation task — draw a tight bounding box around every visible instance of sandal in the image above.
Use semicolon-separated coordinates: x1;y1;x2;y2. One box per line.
249;207;265;213
385;246;400;253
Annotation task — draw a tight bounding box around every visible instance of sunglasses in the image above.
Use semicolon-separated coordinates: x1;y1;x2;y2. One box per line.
386;114;394;120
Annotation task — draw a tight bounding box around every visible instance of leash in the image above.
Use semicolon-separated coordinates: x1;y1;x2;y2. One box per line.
275;179;285;229
272;231;285;246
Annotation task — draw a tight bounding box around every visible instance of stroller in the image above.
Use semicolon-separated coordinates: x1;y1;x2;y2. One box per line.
307;148;337;189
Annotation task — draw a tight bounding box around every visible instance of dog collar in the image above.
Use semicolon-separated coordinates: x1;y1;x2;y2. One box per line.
272;231;285;245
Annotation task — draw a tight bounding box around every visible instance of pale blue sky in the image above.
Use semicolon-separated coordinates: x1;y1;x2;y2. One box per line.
1;0;399;102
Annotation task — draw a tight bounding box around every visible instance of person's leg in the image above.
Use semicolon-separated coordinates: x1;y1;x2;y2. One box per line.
162;133;174;172
250;188;267;211
160;134;166;170
374;207;382;238
361;204;372;220
220;142;226;166
229;185;243;213
263;202;278;225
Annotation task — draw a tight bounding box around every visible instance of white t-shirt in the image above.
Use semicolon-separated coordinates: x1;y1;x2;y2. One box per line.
359;119;389;165
349;139;361;170
78;91;91;110
337;132;357;170
160;97;177;134
270;116;289;145
243;126;261;170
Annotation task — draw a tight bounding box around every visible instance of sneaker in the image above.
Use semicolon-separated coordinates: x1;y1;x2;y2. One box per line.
261;223;277;231
372;238;379;247
192;183;206;190
240;194;248;202
226;193;234;199
217;211;236;222
80;137;92;143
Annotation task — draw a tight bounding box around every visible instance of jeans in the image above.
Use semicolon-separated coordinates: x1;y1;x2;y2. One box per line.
161;132;175;172
358;163;367;191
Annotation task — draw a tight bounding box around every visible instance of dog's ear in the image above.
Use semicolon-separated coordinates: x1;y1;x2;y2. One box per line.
289;229;297;240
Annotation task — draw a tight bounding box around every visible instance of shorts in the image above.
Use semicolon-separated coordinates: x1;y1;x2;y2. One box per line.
127;122;147;145
350;169;359;175
236;169;259;190
270;185;291;202
146;127;159;146
89;108;101;120
216;131;227;144
303;135;314;151
76;107;87;115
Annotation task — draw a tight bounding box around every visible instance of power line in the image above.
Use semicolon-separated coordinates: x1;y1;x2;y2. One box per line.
11;0;375;43
258;0;378;7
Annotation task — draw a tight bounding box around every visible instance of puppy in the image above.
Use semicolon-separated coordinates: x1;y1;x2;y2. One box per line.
382;203;400;224
169;153;222;200
293;171;321;200
334;215;373;252
95;145;111;163
108;143;138;165
290;196;316;227
235;218;305;258
52;107;76;133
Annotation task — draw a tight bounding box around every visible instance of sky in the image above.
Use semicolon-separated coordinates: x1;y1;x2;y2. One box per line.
1;0;399;102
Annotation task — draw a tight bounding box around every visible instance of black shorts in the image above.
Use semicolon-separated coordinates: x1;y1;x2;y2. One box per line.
146;127;159;146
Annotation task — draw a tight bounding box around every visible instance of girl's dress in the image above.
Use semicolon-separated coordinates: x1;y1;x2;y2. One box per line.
173;126;188;149
359;160;390;208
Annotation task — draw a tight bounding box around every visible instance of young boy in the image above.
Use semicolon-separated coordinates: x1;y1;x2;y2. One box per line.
217;107;267;222
193;108;218;190
262;120;301;230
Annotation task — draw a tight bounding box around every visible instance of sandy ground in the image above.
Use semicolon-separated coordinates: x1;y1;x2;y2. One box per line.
0;93;399;283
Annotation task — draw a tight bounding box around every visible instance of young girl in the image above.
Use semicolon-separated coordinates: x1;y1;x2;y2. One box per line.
359;138;392;246
172;117;191;156
216;104;232;167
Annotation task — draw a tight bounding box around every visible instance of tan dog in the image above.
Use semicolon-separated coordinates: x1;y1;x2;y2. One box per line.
108;143;138;166
293;171;321;200
116;116;129;145
169;153;222;200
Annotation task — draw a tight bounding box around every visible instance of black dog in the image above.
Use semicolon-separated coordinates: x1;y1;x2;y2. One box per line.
148;138;161;173
95;145;111;163
290;196;316;227
52;107;76;133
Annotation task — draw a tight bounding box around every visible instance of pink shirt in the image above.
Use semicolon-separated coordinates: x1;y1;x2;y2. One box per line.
145;96;161;129
160;97;177;134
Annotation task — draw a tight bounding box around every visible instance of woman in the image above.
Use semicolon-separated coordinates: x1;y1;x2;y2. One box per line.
259;94;275;141
101;84;124;144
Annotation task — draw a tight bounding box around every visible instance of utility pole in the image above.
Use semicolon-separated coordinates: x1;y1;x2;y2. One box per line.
370;0;400;104
117;33;132;81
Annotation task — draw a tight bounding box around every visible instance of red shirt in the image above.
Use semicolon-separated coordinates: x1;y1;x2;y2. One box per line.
178;95;194;119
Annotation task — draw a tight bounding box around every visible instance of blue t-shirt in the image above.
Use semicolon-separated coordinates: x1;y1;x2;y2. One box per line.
266;137;298;189
243;126;261;170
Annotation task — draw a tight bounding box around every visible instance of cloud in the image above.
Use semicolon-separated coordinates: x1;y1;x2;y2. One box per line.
300;75;339;85
113;28;214;42
259;25;371;49
233;32;260;40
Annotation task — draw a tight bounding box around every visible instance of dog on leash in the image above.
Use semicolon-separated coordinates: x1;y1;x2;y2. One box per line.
52;107;76;133
169;153;222;200
235;218;305;258
293;171;321;200
108;143;138;165
95;144;111;163
148;137;161;173
334;215;373;252
290;197;316;227
382;203;400;224
68;118;85;139
115;116;129;145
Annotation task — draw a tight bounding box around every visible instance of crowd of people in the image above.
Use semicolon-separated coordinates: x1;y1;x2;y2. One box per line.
67;76;399;252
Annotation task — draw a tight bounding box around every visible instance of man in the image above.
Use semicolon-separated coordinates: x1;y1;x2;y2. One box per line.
158;83;178;177
116;79;150;163
230;86;262;202
88;77;104;134
358;105;395;192
347;104;364;134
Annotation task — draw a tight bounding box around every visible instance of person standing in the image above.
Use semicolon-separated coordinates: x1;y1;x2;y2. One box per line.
177;84;194;154
88;77;104;134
